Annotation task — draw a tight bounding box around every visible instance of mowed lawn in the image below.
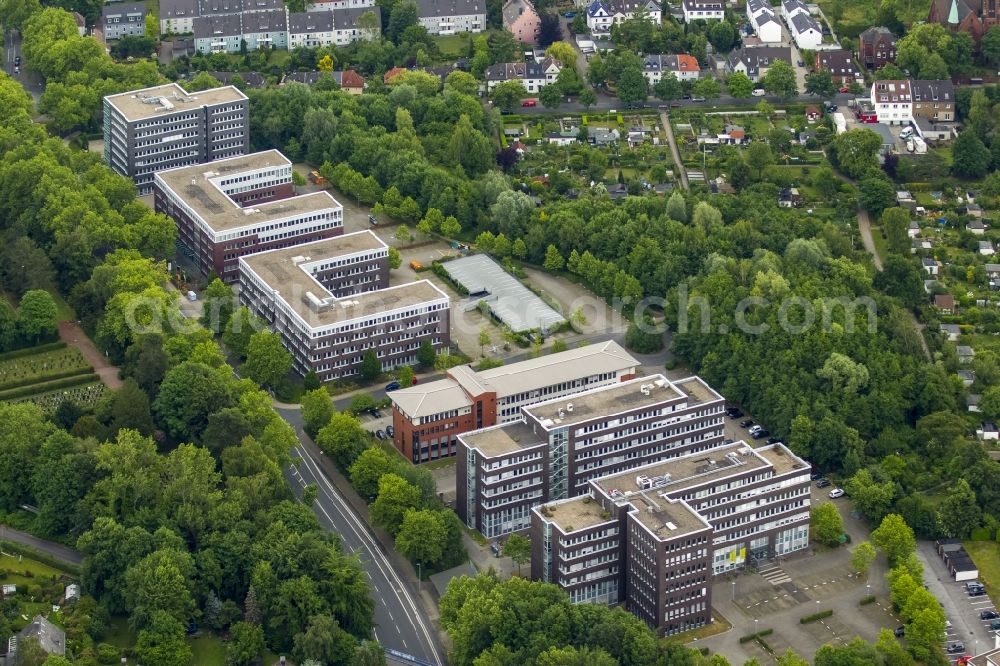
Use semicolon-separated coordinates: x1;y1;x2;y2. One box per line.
963;541;1000;599
0;553;69;586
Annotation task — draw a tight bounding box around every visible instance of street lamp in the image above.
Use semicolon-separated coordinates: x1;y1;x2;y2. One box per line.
731;580;736;601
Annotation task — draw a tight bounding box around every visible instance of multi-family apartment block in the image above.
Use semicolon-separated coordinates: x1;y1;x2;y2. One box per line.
239;233;450;381
390;340;639;463
503;0;540;43
288;7;380;48
641;54;700;84
416;0;486;34
725;46;791;82
814;49;861;84
484;58;561;92
153;150;343;281
532;441;812;634
102;3;147;40
457;374;727;539
858;26;897;70
103;83;249;194
680;0;723;22
871;79;955;125
586;0;660;34
161;0;285;34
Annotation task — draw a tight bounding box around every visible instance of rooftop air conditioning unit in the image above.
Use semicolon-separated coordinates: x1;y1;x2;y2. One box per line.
566;403;573;412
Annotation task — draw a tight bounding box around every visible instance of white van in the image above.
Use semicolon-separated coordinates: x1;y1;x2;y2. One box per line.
899;126;914;139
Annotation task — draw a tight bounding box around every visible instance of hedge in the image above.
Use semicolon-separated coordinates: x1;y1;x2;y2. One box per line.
800;609;834;624
0;373;100;400
0;367;93;392
971;527;993;541
738;628;773;643
0;539;80;576
859;595;876;606
0;342;67;362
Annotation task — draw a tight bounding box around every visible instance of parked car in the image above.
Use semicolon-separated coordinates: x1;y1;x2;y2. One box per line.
14;55;20;66
947;643;965;654
981;610;999;620
828;488;845;498
797;59;805;66
386;425;394;437
767;437;781;444
839;86;850;93
739;419;754;428
375;430;386;440
749;424;762;434
816;478;831;488
725;406;744;418
385;381;401;392
990;619;1000;630
752;88;766;96
893;626;905;637
752;429;770;440
970;587;987;597
691;96;706;102
563;10;576;17
966;581;984;591
521;99;537;107
369;408;381;418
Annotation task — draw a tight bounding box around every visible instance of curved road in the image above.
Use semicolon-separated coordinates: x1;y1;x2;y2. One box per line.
276;406;443;666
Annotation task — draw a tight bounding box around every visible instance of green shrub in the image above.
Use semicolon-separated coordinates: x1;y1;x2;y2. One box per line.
971;527;992;541
800;609;833;624
0;366;93;391
0;342;66;361
0;373;100;400
859;595;876;605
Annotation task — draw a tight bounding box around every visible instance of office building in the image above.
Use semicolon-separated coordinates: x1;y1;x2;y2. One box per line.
238;233;450;381
457;374;726;538
390;340;639;463
103;83;249;194
532;441;812;634
153;150;343;281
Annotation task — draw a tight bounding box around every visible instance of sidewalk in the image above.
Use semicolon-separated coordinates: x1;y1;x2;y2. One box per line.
58;321;122;389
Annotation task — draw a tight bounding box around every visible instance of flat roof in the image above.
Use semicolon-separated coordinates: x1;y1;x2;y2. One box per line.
104;83;247;122
675;376;722;404
524;375;683;429
755;444;809;476
537;495;613;532
156;151;343;233
241;241;448;330
459;420;543;457
255;231;386;268
595;442;769;497
442;254;566;333
628;494;711;539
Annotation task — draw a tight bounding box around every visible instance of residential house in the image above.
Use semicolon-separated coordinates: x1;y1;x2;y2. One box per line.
589;126;619;145
908;220;920;237
940;323;961;341
416;0;486;34
958;345;976;363
193;14;244;52
485;58;560;92
981;240;996;256
72;11;87;35
858;26;897;69
788;12;822;49
934;293;956;314
781;0;809;19
922;257;940;275
726;46;792;82
968;393;981;412
641;53;700;84
1;584;15;596
587;0;661;34
805;105;820;122
746;0;782;42
959;369;975;385
968;203;984;218
547;131;578;146
681;0;723;22
896;190;915;206
209;70;268;88
871;79;912;125
814;49;861;84
288;7;380;48
503;0;540;43
64;584;80;602
309;0;379;8
160;0;199;34
968;220;986;235
102;3;147;40
978;422;999;441
986;263;1000;287
910;79;954;122
8;616;66;661
241;9;288;49
912;237;934;253
778;187;802;208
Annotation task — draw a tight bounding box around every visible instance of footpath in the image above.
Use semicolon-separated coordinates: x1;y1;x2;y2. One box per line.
57;321;123;389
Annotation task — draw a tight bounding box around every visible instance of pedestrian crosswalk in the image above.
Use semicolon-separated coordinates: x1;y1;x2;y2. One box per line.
759;563;792;586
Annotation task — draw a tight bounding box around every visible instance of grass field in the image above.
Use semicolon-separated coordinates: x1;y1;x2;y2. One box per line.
432;33;473;56
964;541;1000;599
0;553;68;585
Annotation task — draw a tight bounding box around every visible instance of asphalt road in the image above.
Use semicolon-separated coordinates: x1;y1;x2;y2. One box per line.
4;30;43;104
276;406;443;666
0;524;83;566
513;91;857;114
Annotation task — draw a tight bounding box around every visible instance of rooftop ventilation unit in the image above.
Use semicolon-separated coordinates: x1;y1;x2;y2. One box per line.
565;403;573;412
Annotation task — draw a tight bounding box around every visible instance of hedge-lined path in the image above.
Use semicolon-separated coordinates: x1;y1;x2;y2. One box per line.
58;321;123;390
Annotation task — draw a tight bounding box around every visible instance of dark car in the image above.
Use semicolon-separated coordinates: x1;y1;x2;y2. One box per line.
375;430;386;440
386;425;394;437
767;437;781;444
726;407;744;418
971;587;987;597
739;419;754;428
893;626;905;637
816;478;832;488
385;381;401;392
752;429;770;440
563;10;576;17
14;55;20;66
947;643;965;654
990;619;1000;630
981;610;999;620
369;408;381;418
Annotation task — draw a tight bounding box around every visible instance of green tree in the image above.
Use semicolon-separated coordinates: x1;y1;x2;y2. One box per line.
124;548;197;630
859;176;897;217
503;533;531;575
349;446;395;499
134;611;193;666
938;478;981;538
983;25;1000;66
881;207;911;254
831;128;881;179
539;83;562;109
616;66;648;105
301;388;335;438
811;502;844;547
243;331;292;388
543;245;565;271
653;73;682;101
844;469;895;522
478;328;492;355
952;131;992;178
692;77;721;100
388;246;401;269
293;615;357;666
745;141;774;180
804;68;837;97
360;348;381;380
725;71;754;99
227;621;265;666
201;278;234;333
441;215;462;237
872;513;916;565
371;474;421;535
762;60;798;100
851;541;877;577
417;339;436;368
396;508;448;569
579;88;597;108
666;191;687;221
354;640;388;666
490;80;527;113
512;238;527;259
315;412;370;468
17;289;58;342
387;0;418;40
708;20;736;51
154;361;232;441
223;307;262;358
397;365;415;388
